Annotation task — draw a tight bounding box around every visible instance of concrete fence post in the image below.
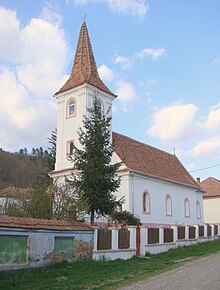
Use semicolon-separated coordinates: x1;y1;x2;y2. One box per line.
93;228;98;251
185;225;189;240
211;225;214;237
111;228;118;250
128;226;136;249
159;228;164;244
195;225;199;239
204;225;207;238
140;227;147;256
172;225;178;243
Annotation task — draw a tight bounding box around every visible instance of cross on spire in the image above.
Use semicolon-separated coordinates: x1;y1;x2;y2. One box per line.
83;13;87;23
173;146;177;155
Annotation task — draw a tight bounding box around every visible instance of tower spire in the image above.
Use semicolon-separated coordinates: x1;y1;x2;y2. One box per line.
57;22;115;97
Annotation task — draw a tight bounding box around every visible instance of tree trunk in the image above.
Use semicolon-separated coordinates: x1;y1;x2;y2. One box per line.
90;208;95;225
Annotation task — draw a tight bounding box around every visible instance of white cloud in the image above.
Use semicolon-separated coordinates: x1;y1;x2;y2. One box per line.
205;105;220;133
40;3;62;25
0;7;69;151
192;138;220;158
115;80;137;105
0;7;22;62
0;68;30;128
148;103;199;143
73;0;89;4
18;17;68;97
98;64;114;82
147;101;220;160
107;0;148;19
114;56;132;69
137;48;166;60
72;0;149;19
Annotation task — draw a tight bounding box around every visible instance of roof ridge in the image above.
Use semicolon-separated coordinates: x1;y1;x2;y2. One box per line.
201;176;220;184
211;177;220;183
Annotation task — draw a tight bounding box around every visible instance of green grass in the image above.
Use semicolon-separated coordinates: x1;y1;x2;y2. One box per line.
1;240;220;290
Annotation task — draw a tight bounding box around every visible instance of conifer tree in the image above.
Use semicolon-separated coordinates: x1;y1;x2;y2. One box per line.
69;98;123;225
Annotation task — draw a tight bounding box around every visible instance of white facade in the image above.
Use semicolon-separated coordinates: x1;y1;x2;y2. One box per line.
54;83;114;172
203;197;220;223
115;167;204;225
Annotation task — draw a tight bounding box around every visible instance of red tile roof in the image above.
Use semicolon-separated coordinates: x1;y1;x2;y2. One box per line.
113;132;200;189
0;216;93;231
201;177;220;197
56;22;115;97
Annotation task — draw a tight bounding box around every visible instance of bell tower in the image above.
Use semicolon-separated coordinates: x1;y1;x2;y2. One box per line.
52;21;116;176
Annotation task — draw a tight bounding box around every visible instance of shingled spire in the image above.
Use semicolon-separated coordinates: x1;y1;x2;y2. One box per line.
57;21;115;96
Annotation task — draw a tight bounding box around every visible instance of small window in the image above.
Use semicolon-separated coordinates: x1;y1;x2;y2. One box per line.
196;201;201;219
67;141;74;156
184;198;190;218
143;191;150;214
95;99;102;114
166;194;172;216
67;99;76;117
69;100;75;115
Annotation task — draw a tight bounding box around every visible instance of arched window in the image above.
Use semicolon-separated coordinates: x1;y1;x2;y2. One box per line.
165;194;172;216
67;99;76;117
95;99;102;114
143;191;150;214
196;201;201;219
184;198;190;217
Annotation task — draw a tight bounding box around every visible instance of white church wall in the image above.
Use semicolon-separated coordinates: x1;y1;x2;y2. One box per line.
122;172;204;226
116;171;131;212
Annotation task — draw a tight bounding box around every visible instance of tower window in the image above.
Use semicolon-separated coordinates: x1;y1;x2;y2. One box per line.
95;99;102;114
67;99;76;117
67;141;74;156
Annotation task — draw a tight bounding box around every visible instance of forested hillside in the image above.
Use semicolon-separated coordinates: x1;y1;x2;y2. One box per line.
0;148;50;190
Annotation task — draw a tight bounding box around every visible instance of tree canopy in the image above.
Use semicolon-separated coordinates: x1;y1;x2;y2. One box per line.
69;98;123;225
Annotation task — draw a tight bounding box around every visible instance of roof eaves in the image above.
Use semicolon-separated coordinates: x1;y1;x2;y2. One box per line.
54;81;117;98
127;168;202;191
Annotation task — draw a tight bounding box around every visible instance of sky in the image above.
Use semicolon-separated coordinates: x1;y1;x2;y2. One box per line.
0;0;220;181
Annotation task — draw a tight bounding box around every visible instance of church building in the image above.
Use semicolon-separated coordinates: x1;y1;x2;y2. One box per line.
50;21;204;226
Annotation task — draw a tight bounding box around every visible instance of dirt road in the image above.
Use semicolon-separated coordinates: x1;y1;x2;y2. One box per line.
119;252;220;290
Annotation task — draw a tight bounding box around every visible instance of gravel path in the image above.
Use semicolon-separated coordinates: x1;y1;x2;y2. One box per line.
119;252;220;290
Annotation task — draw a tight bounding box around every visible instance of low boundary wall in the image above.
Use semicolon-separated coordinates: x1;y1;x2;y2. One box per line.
140;224;220;255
